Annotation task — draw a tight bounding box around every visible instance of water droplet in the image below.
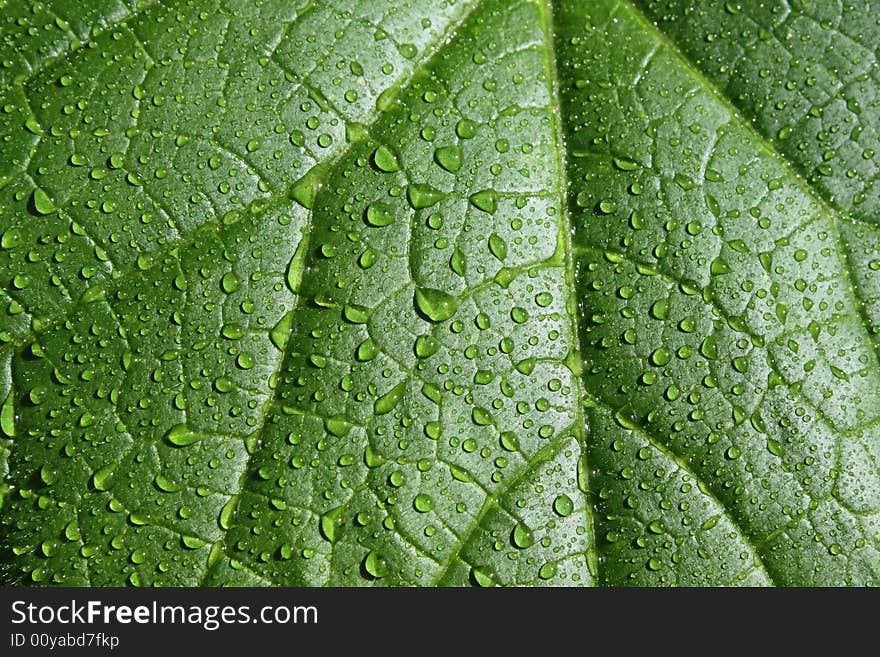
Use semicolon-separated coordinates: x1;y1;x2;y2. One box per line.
320;506;345;543
511;307;529;324
372;145;399;172
365;201;394;227
450;248;466;276
407;183;444;209
357;338;379;362
28;386;48;405
650;299;669;320
470;189;497;214
413;493;434;513
166;423;202;446
598;199;617;214
679;317;696;333
535;292;553;307
324;415;352;437
343;304;370;324
290;165;325;209
434;145;463;172
553;494;574;517
0;393;14;437
92;464;115;491
538;562;557;580
359;247;378;269
512;523;535;549
471;565;496;587
414;288;458;322
219;497;238;530
364;551;389;579
472;407;493;426
488;233;507;261
457;118;478;139
415;334;439;358
182;536;206;549
651;348;672;367
270;312;293;351
374;381;405;415
155;474;181;493
236;352;256;369
516;358;536;375
767;438;784;457
32;188;56;215
700;336;718;360
221;272;239;293
215;376;234;392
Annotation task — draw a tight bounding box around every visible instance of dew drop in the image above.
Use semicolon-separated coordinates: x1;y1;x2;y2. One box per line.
407;183;444;209
434;145;463;172
512;522;535;549
470;189;497;214
92;464;115;491
165;423;202;446
372;145;399;172
374;381;405;415
553;494;574;517
320;506;345;543
364;551;389;579
365;201;394;227
413;493;434;513
414;287;458;322
471;565;496;587
32;188;56;215
488;233;507;261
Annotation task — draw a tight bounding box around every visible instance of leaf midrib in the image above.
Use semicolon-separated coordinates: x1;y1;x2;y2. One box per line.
539;0;600;585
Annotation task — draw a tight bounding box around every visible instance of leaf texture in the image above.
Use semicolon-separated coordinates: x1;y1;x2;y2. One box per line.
0;0;878;586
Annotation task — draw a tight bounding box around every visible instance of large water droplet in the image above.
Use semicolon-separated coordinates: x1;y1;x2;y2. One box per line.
374;381;405;415
470;189;497;214
414;288;458;322
365;201;394;227
32;188;56;215
372;145;399;172
166;423;202;446
407;183;444;209
434;145;463;172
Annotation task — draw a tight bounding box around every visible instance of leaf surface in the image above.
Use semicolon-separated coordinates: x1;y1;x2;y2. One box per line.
1;0;878;586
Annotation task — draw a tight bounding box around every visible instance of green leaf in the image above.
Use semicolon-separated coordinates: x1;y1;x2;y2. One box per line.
0;0;877;587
